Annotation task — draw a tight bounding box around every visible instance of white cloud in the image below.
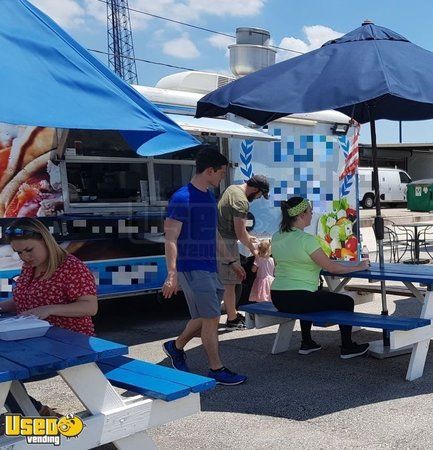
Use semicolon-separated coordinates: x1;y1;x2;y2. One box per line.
130;0;266;23
83;0;106;25
277;25;344;62
32;0;267;66
188;0;265;17
207;34;235;56
130;0;199;24
163;34;200;59
304;25;343;48
31;0;85;28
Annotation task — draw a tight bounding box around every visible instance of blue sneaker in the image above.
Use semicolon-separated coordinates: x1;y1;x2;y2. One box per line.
207;367;247;385
163;340;189;372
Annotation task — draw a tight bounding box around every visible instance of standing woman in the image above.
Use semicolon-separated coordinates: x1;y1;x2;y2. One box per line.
0;217;97;416
271;197;370;359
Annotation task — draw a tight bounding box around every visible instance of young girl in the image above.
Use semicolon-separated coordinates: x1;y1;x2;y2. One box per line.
249;240;274;302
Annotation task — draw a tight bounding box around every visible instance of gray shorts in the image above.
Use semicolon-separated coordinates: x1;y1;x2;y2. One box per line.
178;271;224;319
218;239;241;285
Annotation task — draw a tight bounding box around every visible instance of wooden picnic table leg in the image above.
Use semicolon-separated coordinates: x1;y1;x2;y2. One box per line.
0;381;11;414
9;380;39;416
272;321;296;354
323;276;350;293
406;289;433;381
59;362;157;450
113;429;157;449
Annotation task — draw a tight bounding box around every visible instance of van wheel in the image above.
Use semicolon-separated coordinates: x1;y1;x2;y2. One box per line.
362;194;375;209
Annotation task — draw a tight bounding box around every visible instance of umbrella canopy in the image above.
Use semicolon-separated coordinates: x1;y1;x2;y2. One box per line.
197;22;433;126
1;0;198;156
197;21;433;338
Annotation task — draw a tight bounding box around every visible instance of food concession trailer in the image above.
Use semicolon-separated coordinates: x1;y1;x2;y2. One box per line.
0;70;358;301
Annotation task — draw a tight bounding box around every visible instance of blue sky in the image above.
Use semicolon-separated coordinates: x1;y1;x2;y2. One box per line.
33;0;433;144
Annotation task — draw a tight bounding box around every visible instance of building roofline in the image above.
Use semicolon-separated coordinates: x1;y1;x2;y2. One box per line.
360;142;433;149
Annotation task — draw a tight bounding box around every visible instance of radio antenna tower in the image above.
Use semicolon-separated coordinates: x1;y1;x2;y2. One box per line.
106;0;139;84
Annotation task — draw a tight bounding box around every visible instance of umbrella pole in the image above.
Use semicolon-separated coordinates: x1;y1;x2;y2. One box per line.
369;106;390;347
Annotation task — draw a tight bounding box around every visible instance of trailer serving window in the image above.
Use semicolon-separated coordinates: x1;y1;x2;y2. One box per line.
61;131;222;212
63;158;150;207
151;136;221;204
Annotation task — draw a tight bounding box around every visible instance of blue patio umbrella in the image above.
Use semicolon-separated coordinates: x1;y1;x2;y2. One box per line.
197;20;433;340
0;0;198;156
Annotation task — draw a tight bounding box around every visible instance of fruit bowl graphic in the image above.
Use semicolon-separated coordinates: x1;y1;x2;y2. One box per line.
317;198;358;261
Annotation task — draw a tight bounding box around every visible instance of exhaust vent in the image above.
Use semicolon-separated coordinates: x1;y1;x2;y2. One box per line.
229;27;276;78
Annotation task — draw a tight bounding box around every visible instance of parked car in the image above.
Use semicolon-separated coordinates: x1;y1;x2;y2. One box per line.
358;167;412;208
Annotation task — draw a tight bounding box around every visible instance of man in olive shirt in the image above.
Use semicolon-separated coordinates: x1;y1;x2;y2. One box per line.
218;175;270;329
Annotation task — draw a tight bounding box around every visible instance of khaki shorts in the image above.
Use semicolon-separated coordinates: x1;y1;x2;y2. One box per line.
218;238;241;285
178;271;224;319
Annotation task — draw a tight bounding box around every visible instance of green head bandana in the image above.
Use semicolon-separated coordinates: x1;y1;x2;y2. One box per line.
287;199;310;217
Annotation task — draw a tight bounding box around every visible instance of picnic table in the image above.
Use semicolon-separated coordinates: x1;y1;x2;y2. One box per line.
0;326;214;449
323;262;433;380
241;262;433;381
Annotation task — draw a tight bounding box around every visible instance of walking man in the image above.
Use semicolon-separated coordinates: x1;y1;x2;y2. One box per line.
162;148;247;385
218;175;270;329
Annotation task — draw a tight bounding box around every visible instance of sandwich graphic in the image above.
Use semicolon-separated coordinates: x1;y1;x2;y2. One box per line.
0;125;62;217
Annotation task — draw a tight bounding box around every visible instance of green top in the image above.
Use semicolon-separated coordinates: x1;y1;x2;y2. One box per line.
217;185;249;239
271;228;322;291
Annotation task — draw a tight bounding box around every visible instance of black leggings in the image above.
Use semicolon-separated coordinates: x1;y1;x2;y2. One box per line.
271;289;355;347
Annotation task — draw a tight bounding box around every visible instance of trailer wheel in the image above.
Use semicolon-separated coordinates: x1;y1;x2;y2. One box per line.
362;194;375;209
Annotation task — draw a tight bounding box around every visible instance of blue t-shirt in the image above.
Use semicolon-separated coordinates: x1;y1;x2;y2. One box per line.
166;183;217;273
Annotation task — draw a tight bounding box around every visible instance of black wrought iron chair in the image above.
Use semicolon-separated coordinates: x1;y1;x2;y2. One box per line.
374;224;400;263
381;219;415;263
420;225;433;259
386;226;400;262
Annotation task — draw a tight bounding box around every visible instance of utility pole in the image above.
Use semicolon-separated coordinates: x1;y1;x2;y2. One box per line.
106;0;138;84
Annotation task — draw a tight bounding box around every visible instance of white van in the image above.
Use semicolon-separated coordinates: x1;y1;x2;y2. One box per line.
358;167;412;208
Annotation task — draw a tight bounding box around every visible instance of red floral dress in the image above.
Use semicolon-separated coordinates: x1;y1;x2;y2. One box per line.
13;254;96;336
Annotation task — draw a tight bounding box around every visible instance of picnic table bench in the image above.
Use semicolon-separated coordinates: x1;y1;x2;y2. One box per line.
99;355;215;401
0;327;215;449
240;301;430;353
241;262;433;381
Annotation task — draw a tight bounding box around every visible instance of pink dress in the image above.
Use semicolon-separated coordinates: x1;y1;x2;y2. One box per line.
249;256;275;302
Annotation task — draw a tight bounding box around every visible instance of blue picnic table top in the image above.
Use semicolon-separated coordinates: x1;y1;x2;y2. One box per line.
0;327;216;402
0;326;128;383
322;262;433;287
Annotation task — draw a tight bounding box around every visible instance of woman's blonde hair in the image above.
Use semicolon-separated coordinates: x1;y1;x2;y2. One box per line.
257;239;271;257
5;218;67;280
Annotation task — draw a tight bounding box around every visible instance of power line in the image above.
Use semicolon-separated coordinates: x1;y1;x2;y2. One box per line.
89;48;198;72
94;0;304;55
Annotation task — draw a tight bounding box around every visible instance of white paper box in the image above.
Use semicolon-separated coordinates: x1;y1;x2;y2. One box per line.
0;315;51;340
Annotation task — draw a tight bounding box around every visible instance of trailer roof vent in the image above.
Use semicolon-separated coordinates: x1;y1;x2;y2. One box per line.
217;75;232;88
155;71;235;94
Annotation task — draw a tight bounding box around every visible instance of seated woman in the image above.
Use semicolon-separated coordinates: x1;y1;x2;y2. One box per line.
0;217;98;415
271;196;370;359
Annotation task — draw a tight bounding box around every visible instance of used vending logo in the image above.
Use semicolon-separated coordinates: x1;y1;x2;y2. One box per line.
5;413;84;446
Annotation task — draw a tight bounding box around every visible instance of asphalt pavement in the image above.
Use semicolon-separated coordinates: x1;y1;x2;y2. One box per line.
26;292;433;449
